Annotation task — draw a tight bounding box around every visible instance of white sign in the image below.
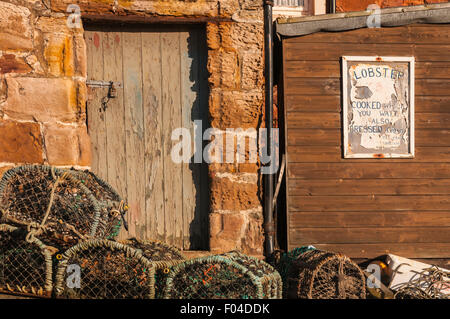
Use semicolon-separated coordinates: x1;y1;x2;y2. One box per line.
342;56;415;158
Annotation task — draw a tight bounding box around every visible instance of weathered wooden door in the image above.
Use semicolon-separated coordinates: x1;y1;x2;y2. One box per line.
84;25;209;250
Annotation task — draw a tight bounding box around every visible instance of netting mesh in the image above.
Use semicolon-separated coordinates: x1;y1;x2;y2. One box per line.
121;238;186;298
0;165;102;251
219;251;282;299
269;246;316;297
392;265;450;299
0;224;52;298
163;251;282;299
68;169;126;240
286;249;366;299
55;239;155;299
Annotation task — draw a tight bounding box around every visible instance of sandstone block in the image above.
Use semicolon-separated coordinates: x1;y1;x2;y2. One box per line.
0;2;32;51
43;33;75;77
209;89;263;129
222;22;264;51
241;51;264;90
209;212;245;252
207;50;240;89
209;162;260;174
240;215;264;255
43;123;91;166
3;77;78;123
0;120;44;163
210;175;260;211
0;54;32;74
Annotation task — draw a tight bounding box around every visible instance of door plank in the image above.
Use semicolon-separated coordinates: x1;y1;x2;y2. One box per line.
198;27;210;250
122;32;145;238
102;31;128;240
180;29;196;250
142;32;165;242
85;31;107;180
161;31;183;248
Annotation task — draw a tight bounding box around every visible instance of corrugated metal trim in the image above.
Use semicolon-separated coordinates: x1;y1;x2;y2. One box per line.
275;3;450;37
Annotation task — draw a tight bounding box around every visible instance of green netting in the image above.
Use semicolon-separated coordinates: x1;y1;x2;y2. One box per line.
0;224;53;298
54;239;155;299
163;251;282;299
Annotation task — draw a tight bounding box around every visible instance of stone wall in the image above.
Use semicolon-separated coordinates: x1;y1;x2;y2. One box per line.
0;0;266;256
336;0;449;12
0;0;91;176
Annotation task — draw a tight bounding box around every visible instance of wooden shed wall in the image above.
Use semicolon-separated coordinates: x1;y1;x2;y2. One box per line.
282;24;450;258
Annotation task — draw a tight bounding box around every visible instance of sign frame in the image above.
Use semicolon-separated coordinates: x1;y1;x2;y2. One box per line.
342;56;415;159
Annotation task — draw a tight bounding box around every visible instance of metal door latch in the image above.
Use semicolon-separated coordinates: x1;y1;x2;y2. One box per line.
86;80;122;111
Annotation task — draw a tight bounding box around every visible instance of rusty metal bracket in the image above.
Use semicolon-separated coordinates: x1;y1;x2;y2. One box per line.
86;80;122;89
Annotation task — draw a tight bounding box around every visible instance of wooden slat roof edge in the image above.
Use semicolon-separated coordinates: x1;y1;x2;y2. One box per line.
276;3;450;37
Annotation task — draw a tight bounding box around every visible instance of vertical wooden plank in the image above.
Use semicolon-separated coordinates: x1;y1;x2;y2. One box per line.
102;31;128;240
142;32;165;242
85;31;108;180
122;32;145;239
197;27;210;250
180;29;197;250
161;30;183;248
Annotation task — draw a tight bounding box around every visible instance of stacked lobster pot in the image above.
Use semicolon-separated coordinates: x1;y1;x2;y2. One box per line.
120;238;186;298
163;250;282;299
54;239;156;299
54;238;186;299
0;165;127;297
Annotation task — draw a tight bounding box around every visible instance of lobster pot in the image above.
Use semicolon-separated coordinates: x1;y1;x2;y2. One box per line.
0;165;103;250
219;251;282;299
163;252;282;299
121;238;186;298
286;249;366;299
270;246;316;297
394;287;432;299
0;224;52;297
68;169;126;240
54;239;155;299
